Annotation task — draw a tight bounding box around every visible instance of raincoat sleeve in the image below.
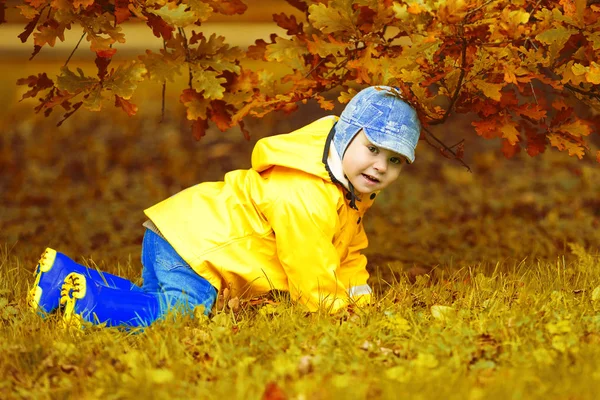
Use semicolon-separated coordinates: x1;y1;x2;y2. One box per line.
338;222;373;306
262;170;350;313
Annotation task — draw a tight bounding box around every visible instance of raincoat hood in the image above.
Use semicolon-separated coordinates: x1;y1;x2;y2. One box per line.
252;115;361;208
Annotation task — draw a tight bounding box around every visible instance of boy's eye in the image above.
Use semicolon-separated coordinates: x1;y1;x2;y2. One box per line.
390;157;403;165
367;146;378;153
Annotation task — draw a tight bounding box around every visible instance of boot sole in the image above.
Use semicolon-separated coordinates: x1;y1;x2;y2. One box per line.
61;272;87;329
27;248;57;313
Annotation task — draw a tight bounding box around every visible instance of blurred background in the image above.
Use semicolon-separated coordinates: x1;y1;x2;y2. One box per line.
1;1;599;286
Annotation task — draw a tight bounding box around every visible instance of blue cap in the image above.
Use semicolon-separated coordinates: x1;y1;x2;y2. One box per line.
333;86;421;163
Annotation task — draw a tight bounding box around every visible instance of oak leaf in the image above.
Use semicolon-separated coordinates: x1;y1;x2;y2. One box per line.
586;62;600;84
191;69;226;99
103;61;147;99
138;50;182;83
473;80;503;102
185;0;213;22
338;88;357;104
472;119;500;139
209;100;233;131
535;26;577;47
556;120;591;137
191;118;209;140
83;86;106;111
150;3;197;27
115;95;138;116
202;0;247;15
548;133;585;159
145;12;174;40
180;89;209;120
17;5;38;19
57;67;97;94
273;13;304;36
306;34;347;57
502;139;520;159
265;37;306;70
309;0;356;34
500;121;520;145
17;73;54;101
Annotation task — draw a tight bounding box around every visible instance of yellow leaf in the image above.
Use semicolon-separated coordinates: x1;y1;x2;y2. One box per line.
556;120;591;137
571;63;587;76
535;26;577;46
83;86;107;111
585;32;600;50
473;79;503;101
150;2;198;27
430;305;455;322
57;66;97;93
586;62;600;84
509;10;530;24
412;353;439;369
191;68;226;99
180;89;209;120
548;133;585;159
392;2;409;20
149;368;174;384
592;286;600;301
265;37;306;70
16;5;38;19
104;61;147;99
500;122;520;145
184;0;213;22
139;50;183;83
308;0;356;34
338;88;357;104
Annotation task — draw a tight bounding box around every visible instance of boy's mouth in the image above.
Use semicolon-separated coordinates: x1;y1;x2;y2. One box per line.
362;173;380;183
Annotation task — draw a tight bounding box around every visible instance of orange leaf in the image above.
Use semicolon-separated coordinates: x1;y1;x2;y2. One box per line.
500;122;520;145
472;119;500;139
517;104;547;120
262;382;287;400
407;3;423;14
316;95;335;111
114;95;138;116
524;127;547;157
501;139;520;159
597;150;600;163
191;118;208;140
548;133;585;159
209;100;232;131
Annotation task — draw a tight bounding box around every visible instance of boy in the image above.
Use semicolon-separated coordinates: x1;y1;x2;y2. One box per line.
28;86;421;327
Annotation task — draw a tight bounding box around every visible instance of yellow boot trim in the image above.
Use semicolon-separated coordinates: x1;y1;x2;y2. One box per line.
61;272;87;329
28;248;57;312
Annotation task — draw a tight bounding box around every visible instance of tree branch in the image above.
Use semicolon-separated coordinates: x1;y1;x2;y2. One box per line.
64;32;86;67
423;127;472;172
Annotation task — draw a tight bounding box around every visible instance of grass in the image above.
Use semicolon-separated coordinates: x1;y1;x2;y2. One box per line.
1;60;600;398
1;247;600;399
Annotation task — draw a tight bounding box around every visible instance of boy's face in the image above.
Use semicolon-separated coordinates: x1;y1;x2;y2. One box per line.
342;130;406;195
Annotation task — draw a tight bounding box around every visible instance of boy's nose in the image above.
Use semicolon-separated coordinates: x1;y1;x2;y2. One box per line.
373;159;387;173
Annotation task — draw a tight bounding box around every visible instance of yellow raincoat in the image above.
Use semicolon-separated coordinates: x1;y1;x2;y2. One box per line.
144;116;375;312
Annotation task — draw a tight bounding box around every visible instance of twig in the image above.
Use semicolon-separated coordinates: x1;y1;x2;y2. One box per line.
179;27;193;88
64;32;86;67
161;38;167;123
423;127;472;172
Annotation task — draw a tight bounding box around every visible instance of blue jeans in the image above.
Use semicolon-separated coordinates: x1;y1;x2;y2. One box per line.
141;229;217;317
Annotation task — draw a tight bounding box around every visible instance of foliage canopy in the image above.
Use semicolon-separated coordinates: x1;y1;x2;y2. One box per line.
7;0;600;163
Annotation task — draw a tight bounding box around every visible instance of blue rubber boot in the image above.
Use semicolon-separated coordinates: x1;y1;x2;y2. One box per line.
28;248;141;315
61;272;162;328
